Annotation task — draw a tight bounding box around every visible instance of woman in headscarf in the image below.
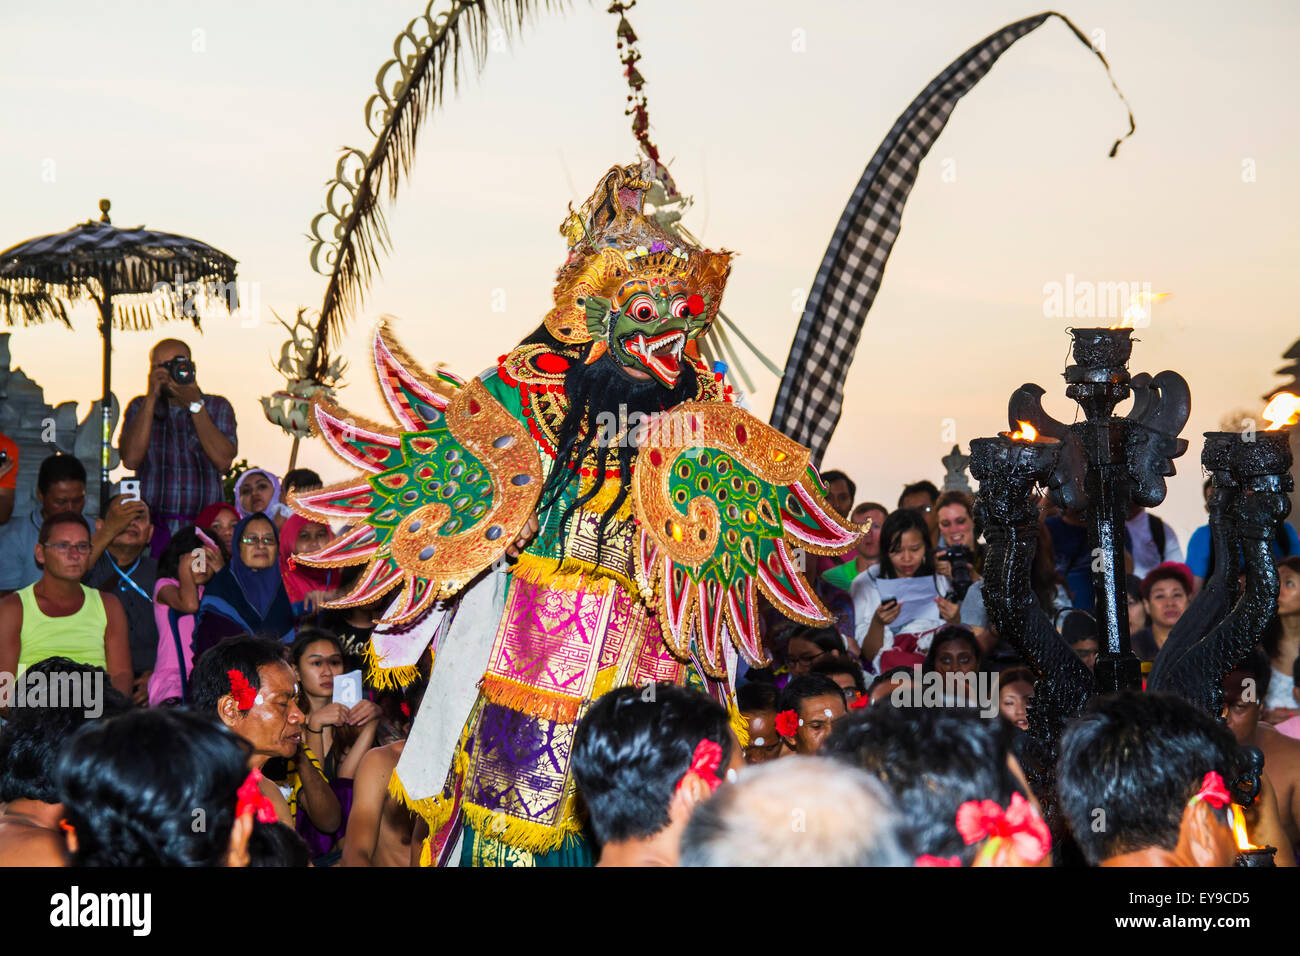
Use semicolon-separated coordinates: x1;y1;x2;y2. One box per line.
193;512;295;658
196;502;240;560
279;513;341;614
234;468;287;522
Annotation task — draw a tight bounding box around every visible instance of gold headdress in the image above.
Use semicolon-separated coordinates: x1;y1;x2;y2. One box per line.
544;162;732;345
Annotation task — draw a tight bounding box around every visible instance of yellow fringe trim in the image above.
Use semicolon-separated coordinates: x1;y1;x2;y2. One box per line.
462;801;584;856
418;838;432;868
512;551;635;595
480;673;582;724
386;732;472;843
363;641;421;691
590;665;619;702
387;768;455;837
728;703;750;748
577;475;635;521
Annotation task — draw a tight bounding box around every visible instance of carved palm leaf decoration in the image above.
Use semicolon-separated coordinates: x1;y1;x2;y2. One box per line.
308;0;557;380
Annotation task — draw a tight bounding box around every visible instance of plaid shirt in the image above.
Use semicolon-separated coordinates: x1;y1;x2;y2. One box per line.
122;393;237;523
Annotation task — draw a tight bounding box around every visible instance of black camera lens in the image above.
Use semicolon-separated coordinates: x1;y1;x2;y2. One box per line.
166;356;196;385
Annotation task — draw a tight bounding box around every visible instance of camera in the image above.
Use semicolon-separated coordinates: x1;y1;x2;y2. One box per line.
162;356;196;385
943;543;975;602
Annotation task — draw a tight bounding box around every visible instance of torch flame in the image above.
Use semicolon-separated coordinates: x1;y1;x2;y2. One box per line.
1010;421;1038;442
1262;392;1300;431
1114;291;1171;329
1232;803;1264;851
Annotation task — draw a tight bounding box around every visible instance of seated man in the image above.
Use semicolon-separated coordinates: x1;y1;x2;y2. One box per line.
812;655;867;707
825;704;1049;866
774;674;846;756
1057;691;1242;867
0;658;130;865
1060;609;1099;670
0;453;123;595
55;708;258;867
1223;651;1300;852
735;681;781;765
0;514;132;697
188;635;340;836
82;492;158;705
571;683;741;867
680;757;906;867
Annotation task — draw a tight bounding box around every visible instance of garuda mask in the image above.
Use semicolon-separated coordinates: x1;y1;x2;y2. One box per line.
543;162;732;389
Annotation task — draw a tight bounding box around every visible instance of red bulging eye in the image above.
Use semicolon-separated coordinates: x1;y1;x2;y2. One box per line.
627;294;657;322
686;293;705;316
670;297;689;319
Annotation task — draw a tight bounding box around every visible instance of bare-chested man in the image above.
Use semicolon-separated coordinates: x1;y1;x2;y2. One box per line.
0;658;129;865
342;740;417;866
1224;654;1300;853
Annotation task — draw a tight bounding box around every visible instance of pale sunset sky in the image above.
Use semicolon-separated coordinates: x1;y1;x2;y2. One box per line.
2;0;1297;541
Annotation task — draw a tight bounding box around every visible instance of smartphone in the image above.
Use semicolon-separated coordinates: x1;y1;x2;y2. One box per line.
120;479;141;502
881;597;898;607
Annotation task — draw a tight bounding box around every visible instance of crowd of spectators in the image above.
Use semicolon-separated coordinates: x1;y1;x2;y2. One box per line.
0;335;1297;868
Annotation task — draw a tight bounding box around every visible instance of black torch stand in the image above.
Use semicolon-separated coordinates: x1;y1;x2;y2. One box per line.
1065;328;1141;694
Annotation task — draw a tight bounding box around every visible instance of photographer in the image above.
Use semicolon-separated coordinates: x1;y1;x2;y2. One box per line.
119;339;237;557
931;490;990;650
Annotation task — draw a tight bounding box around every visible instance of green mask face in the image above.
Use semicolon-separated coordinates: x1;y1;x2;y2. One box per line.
585;279;708;388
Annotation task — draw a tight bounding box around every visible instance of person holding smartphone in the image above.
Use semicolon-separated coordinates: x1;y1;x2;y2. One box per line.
851;508;952;674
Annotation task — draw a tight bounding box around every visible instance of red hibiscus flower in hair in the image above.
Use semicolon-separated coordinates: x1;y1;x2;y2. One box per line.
1189;771;1231;809
677;739;724;793
227;669;258;711
915;854;961;867
955;792;1051;864
774;709;800;738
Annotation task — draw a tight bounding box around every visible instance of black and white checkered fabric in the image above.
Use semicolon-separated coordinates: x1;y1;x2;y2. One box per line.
770;12;1128;463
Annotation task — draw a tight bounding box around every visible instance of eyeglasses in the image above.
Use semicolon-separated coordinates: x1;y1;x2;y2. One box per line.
240;535;276;547
46;541;91;554
789;650;830;666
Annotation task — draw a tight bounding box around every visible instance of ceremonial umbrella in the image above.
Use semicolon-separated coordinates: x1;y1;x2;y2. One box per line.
0;200;238;513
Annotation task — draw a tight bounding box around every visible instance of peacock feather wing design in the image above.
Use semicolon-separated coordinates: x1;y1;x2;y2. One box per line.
631;403;860;676
290;324;542;625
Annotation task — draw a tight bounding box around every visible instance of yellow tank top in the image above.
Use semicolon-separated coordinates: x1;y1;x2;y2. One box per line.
16;584;108;675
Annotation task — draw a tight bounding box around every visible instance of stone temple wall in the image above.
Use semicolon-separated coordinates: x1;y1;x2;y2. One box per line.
0;333;118;516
